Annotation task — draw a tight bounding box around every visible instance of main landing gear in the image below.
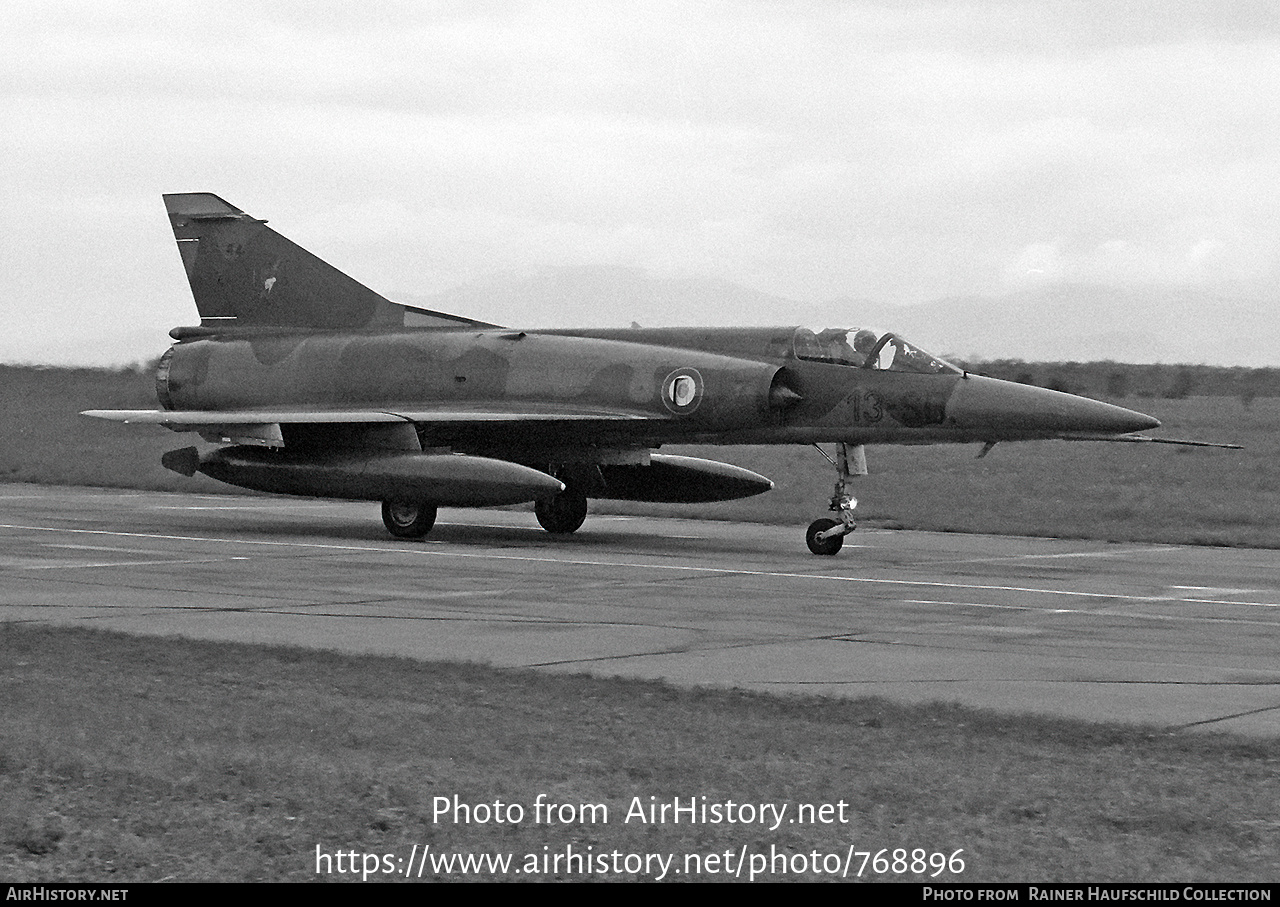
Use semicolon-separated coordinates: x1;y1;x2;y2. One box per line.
535;485;588;534
806;443;866;555
381;500;438;539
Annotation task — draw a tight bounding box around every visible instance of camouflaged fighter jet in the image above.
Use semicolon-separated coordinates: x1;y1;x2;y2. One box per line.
84;193;1206;555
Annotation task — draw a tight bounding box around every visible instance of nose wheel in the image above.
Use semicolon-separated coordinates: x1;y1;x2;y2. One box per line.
806;518;846;555
806;443;865;555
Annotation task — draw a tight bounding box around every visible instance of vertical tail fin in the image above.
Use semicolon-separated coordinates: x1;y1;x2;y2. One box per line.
163;192;406;330
163;193;492;331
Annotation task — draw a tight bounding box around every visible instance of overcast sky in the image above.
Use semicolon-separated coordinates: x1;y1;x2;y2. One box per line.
3;1;1278;365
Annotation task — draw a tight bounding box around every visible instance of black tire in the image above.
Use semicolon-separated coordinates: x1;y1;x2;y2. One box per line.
381;500;437;539
806;518;844;555
535;488;588;534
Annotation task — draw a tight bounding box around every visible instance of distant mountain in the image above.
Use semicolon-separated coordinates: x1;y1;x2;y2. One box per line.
395;266;799;331
396;268;1278;366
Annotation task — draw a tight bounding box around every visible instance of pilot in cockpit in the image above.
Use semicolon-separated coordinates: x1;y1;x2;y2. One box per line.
852;329;879;366
816;329;857;365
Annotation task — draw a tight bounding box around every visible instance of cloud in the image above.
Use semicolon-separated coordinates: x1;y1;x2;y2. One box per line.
2;1;1279;363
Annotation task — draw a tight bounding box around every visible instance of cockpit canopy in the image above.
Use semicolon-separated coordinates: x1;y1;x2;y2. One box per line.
791;328;961;375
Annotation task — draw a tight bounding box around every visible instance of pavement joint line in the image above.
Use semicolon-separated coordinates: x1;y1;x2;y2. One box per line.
0;573;346;605
902;598;1279;628
533;632;907;668
1166;702;1280;731
927;546;1186;566
903;599;1035;612
525;648;696;667
7;601;704;633
135;608;698;630
44;543;171;553
903;597;1280;622
2;522;1267;606
519;627;846;666
149;501;304;509
9;557;251;570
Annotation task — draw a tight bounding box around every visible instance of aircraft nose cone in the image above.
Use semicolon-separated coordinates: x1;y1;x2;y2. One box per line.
947;374;1160;437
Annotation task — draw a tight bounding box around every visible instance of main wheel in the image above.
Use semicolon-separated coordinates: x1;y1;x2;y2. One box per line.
381;500;437;539
806;518;844;555
535;488;588;534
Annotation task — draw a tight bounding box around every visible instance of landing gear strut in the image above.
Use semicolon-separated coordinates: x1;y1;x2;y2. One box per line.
806;443;866;555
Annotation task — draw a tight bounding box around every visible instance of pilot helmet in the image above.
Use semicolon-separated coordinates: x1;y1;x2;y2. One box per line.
852;329;878;353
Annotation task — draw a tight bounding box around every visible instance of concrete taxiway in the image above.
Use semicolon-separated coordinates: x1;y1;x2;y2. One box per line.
2;484;1278;736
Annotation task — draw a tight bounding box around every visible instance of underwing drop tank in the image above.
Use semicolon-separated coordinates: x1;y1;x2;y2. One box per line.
179;446;566;506
596;455;773;503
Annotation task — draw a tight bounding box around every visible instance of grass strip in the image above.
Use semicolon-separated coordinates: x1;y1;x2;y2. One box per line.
1;625;1276;882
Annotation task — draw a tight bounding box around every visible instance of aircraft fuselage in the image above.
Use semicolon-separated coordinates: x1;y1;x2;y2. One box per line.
157;325;1157;453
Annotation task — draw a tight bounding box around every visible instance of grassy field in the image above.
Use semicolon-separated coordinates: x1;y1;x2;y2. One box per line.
5;364;1278;548
2;626;1277;883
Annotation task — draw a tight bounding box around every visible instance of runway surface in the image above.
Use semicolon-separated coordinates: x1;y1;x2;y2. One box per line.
3;483;1279;736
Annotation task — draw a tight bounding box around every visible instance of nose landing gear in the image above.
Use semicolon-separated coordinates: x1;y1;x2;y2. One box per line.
806;443;866;555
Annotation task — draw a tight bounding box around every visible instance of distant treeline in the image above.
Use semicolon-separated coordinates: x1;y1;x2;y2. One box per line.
958;360;1280;403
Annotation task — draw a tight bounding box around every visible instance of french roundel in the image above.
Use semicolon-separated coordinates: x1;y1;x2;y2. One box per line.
661;368;703;414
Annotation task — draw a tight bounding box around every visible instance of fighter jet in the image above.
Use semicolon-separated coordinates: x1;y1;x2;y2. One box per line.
83;193;1213;555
